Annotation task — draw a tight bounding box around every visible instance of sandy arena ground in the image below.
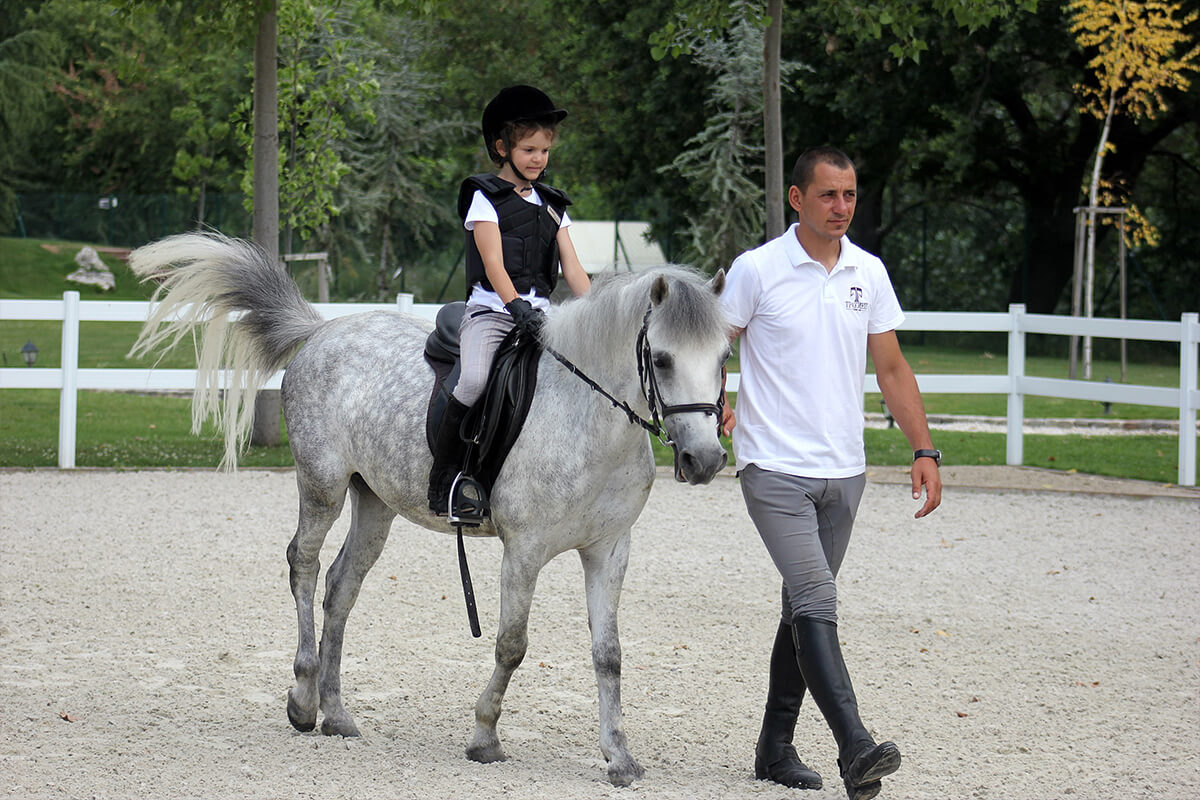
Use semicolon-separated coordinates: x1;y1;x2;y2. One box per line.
1;467;1197;800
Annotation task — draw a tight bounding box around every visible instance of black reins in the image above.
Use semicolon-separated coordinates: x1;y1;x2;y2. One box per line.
541;304;724;445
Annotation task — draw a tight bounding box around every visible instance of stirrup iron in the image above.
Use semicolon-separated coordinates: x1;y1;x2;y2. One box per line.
448;472;489;526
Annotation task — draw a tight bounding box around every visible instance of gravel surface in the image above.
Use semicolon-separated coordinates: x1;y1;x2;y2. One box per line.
1;468;1197;800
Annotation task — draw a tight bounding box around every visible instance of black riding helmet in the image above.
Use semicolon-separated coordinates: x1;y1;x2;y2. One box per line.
481;85;568;178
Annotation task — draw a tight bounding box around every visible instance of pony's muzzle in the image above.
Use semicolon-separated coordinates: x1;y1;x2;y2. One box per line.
673;443;728;485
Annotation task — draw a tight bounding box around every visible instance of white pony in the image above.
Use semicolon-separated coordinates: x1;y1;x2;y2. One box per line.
128;232;731;786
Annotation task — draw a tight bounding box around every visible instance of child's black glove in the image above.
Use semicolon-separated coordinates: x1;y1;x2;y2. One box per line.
505;298;545;337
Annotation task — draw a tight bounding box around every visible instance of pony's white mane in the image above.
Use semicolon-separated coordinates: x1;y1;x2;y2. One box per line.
543;266;725;375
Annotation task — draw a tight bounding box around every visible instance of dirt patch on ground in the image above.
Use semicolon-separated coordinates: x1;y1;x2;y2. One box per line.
1;469;1197;799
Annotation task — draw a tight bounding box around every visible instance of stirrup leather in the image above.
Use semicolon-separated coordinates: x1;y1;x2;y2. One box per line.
448;472;489;526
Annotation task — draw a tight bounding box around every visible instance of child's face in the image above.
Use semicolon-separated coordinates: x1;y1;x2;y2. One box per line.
497;127;555;181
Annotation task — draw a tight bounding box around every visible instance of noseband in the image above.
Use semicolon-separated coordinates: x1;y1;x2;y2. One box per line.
543;304;724;447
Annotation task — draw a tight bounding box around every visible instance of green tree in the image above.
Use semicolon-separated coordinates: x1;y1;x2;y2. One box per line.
244;0;379;253
659;5;775;270
650;0;1037;243
1069;0;1198;374
0;4;61;226
329;7;466;300
763;1;1198;319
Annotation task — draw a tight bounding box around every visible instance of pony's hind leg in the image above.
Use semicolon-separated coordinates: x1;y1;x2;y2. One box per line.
286;477;349;733
580;531;645;787
314;476;396;737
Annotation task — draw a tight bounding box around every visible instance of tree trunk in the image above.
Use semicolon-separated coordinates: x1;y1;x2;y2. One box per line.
1081;89;1117;379
763;0;785;240
378;232;390;301
251;1;282;448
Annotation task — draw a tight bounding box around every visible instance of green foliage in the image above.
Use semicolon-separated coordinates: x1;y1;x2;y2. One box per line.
21;2;234;194
235;0;381;247
650;0;1038;62
659;8;770;272
325;6;467;300
0;20;61;222
4;0;1197;318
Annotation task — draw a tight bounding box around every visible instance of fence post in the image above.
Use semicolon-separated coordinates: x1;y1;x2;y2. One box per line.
58;291;80;469
1006;304;1026;466
1180;312;1198;486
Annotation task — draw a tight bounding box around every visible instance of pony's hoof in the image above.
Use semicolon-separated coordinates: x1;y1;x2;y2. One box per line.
320;714;361;738
286;689;316;732
466;738;507;764
607;757;645;787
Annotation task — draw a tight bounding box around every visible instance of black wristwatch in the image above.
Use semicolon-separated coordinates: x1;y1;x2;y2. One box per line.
913;449;941;466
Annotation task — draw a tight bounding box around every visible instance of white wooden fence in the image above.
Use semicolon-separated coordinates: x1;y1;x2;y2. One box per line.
2;292;1197;485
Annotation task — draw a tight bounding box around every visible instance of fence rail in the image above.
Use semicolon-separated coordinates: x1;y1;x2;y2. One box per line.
2;294;1197;485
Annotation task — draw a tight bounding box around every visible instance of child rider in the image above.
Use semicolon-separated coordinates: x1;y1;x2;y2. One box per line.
427;84;591;515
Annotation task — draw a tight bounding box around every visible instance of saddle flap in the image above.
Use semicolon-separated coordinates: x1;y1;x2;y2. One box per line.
424;318;543;494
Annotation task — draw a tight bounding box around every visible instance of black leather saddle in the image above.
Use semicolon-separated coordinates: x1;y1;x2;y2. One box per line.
424;302;543;515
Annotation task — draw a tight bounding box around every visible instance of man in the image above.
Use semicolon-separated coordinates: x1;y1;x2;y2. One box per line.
720;146;942;800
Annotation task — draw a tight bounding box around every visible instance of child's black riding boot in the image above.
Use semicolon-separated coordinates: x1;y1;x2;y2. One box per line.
427;397;471;515
755;620;823;789
792;616;901;800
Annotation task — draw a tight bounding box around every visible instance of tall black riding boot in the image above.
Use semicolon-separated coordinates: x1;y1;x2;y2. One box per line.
792;617;901;800
754;620;823;789
427;397;471;515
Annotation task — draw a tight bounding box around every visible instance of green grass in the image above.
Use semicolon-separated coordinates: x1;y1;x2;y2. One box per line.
646;427;1187;485
0;390;293;468
0;236;152;300
868;342;1181;420
3;386;1186;481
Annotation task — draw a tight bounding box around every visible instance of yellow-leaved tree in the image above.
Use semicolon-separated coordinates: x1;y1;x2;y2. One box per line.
1068;0;1198;376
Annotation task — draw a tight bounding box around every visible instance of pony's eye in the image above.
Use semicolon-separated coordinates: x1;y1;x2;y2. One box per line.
652;352;674;370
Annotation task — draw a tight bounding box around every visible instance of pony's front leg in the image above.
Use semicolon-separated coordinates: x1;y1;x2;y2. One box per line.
467;544;542;765
580;531;645;787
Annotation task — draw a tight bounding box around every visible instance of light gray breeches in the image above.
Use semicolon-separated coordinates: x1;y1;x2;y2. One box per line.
451;308;516;407
739;463;867;625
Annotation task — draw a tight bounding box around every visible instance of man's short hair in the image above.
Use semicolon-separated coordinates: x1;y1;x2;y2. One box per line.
791;147;855;192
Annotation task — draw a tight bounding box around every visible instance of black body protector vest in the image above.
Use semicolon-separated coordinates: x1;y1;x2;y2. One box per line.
458;174;571;300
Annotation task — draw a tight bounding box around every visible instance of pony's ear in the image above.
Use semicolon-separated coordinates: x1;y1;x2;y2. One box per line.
651;275;670;306
710;268;726;296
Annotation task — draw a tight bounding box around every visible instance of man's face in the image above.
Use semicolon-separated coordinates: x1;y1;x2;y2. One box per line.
790;161;857;244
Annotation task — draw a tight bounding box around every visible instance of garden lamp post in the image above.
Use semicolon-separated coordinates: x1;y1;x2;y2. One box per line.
21;341;38;366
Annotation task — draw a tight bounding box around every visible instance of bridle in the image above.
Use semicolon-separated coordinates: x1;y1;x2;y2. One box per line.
456;301;724;638
540;304;725;449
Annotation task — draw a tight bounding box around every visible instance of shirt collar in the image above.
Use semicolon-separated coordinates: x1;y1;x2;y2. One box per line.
785;223;861;274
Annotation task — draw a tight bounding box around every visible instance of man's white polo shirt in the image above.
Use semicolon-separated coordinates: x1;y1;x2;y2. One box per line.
721;224;904;478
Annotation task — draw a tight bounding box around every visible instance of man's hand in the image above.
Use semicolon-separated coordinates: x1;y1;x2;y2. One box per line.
911;458;942;518
505;298;545;337
721;404;736;437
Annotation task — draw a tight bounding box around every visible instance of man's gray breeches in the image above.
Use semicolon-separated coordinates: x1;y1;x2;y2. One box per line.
739;463;867;625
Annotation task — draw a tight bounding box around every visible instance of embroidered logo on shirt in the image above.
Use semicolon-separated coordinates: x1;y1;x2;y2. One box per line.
845;286;869;312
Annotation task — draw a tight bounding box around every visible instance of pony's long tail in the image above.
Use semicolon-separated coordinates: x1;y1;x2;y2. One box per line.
127;232;324;470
